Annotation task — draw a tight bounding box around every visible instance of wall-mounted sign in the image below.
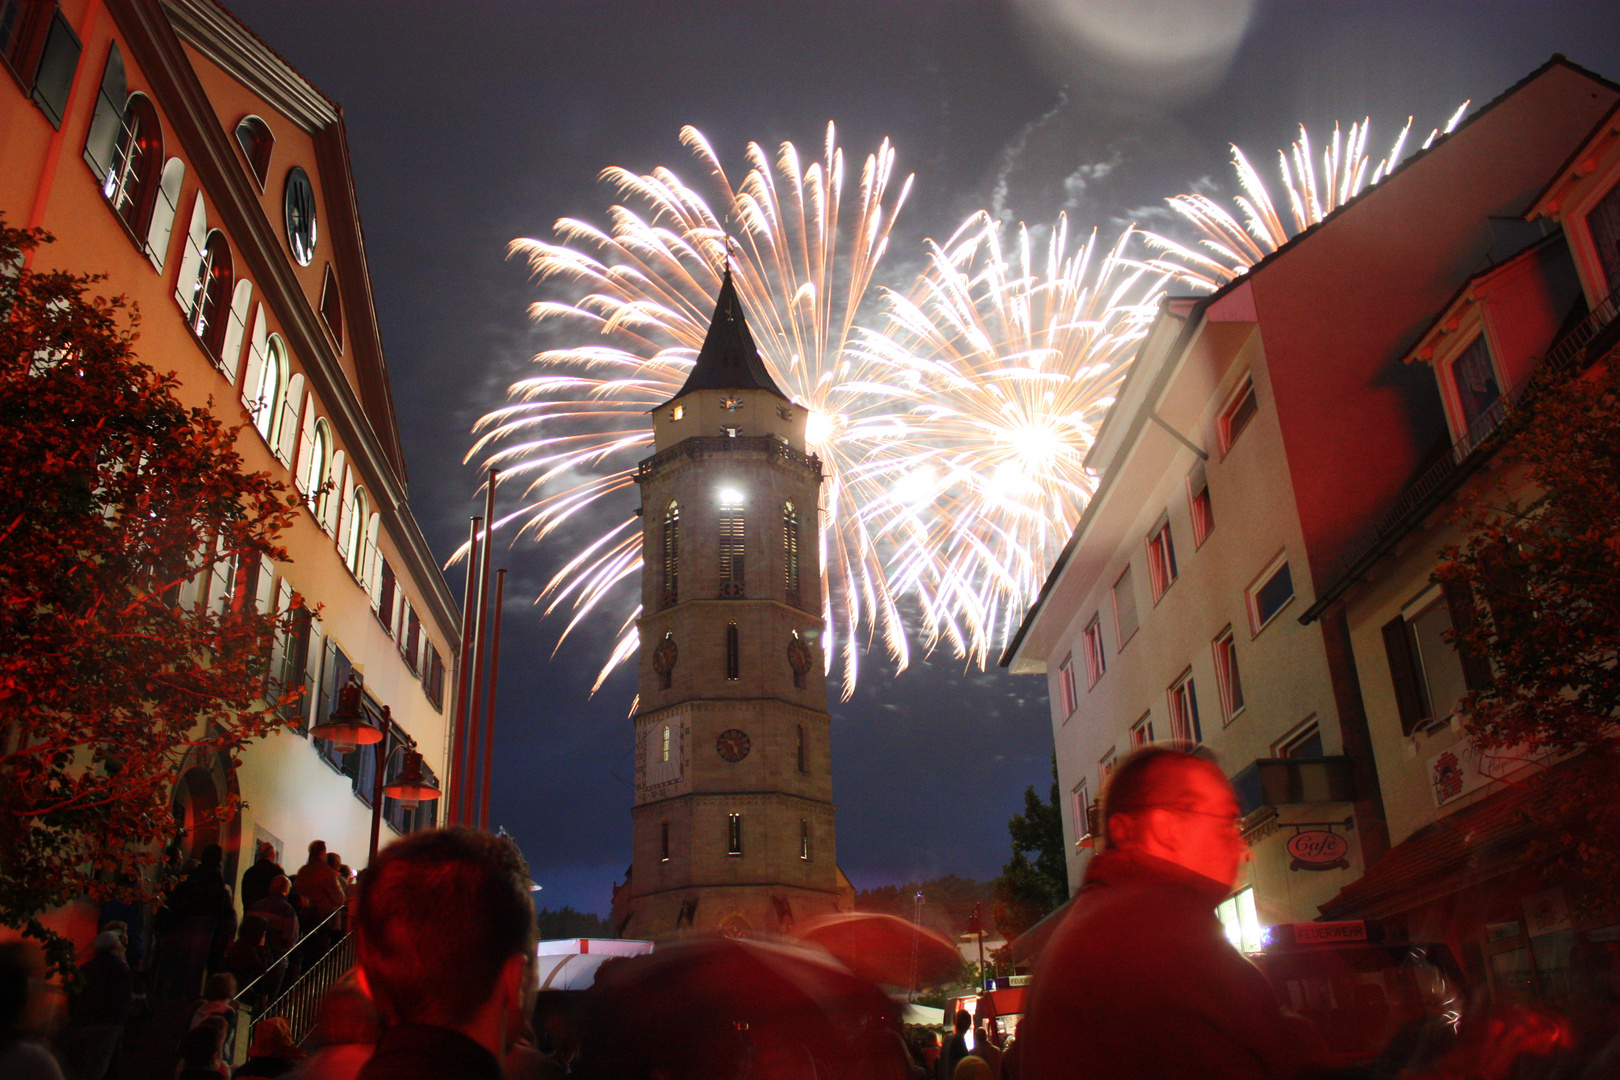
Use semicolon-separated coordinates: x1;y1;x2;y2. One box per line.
1287;830;1349;871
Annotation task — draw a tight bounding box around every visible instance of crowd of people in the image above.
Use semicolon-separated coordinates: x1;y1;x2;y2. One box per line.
4;751;1615;1079
0;835;357;1080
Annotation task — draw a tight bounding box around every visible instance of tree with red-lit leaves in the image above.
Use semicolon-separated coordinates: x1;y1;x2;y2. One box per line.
0;219;302;977
1436;352;1620;913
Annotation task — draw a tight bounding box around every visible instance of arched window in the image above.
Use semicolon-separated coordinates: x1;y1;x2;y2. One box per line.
303;418;332;515
103;93;162;236
719;496;745;598
233;115;274;188
661;500;679;608
186;229;233;358
783;499;800;603
346;486;370;577
725;621;740;681
252;336;287;445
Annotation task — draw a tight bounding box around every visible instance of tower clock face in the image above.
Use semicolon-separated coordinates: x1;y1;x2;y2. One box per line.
716;729;751;763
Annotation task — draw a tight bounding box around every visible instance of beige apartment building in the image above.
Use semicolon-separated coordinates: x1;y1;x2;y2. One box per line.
1002;57;1620;975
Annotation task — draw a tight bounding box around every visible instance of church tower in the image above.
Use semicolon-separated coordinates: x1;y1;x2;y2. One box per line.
614;269;850;940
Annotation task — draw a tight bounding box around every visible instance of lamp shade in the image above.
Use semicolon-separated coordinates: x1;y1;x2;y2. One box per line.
310;679;383;753
382;751;441;811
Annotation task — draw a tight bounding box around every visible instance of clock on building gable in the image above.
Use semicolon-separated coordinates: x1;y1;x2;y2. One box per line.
716;728;751;763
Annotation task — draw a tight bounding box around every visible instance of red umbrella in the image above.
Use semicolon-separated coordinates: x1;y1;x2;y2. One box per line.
793;912;963;989
577;936;907;1080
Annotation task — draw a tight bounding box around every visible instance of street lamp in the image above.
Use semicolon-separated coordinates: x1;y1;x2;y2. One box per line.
312;684;440;861
309;678;384;753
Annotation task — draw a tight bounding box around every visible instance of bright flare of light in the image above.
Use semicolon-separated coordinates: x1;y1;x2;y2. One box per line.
1147;104;1469;288
472;124;914;699
856;211;1169;667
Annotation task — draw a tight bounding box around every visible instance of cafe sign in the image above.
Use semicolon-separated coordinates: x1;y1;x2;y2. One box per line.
1287;830;1349;871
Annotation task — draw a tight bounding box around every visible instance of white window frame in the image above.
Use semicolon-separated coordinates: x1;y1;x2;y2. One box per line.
1113;564;1138;650
1082;615;1106;688
1167;669;1201;744
1217;376;1258;458
1057;654;1078;717
1129;713;1154;749
1187;462;1214;548
1246;553;1295;636
1146;515;1177;602
1212;626;1244;724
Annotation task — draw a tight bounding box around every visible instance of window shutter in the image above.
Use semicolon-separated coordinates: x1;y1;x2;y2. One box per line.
365;514;382;606
266;577;292;703
295;404;317;495
220;279;253;384
278;374;304;467
300;619;324;734
335;469;355;560
254;554;276;614
146;158;184;271
1441;579;1494;691
1382;616;1427;736
240;303;267;414
172;192;207;315
82;44;125;183
323;450;346;535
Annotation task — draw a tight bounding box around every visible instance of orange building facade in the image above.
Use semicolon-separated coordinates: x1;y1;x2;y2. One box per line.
2;0;459;910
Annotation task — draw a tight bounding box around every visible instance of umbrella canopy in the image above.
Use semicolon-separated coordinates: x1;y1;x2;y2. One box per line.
793;912;963;989
576;936;908;1080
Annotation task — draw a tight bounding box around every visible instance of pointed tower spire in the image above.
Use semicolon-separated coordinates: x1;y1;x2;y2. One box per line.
669;266;789;401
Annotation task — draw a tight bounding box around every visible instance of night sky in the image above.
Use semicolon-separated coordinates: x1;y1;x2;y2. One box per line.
220;0;1620;915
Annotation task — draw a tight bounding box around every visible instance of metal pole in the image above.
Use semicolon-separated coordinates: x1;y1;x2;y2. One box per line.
975;901;986;989
450;517;481;825
463;468;498;826
368;708;393;865
478;569;506;831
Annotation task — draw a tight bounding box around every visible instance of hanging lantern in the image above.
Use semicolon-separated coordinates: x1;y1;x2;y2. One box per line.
310;679;383;754
382;751;441;811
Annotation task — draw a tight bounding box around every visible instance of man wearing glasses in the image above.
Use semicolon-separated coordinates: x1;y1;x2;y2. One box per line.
1018;745;1318;1080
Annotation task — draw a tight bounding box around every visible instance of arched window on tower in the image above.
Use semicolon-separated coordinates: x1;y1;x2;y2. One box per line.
783;499;800;606
725;622;739;681
186;229;233;359
661;500;679;607
719;496;745;597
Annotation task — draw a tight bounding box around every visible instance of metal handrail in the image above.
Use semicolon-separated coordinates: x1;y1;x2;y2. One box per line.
227;905;352;1066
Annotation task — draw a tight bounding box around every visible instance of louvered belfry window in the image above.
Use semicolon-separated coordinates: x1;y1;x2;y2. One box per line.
719;499;745;597
661;500;679;607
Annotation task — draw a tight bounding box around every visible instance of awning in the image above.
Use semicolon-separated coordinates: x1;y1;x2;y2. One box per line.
1005;893;1078;967
1318;779;1539;921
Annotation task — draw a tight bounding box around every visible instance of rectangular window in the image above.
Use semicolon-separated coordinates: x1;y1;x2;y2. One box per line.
1072;780;1091;847
1129;713;1154;749
1113;565;1138;649
1082;616;1106;687
727;813;743;857
719;502;745;597
661;821;670;862
1167;670;1202;744
424;646;445;712
1247;557;1294;634
1273;718;1324;758
1212;627;1244;724
1057;654;1078;716
725;622;740;681
1450;334;1502;443
800;818;810;861
661;723;671;763
1188;462;1214;548
1;1;53;85
1382;582;1490;736
1146;517;1178;601
1219;378;1258;457
1099;748;1117;786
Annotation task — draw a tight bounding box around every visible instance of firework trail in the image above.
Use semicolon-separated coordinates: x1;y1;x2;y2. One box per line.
474;124;914;699
1149;102;1470;288
857;212;1170;667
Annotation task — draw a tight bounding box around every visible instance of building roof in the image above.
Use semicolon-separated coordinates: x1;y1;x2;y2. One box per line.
1318;768;1553;921
1527;96;1620;222
667;268;789;403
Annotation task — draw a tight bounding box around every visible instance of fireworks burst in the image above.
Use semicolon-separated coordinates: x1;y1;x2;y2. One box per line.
857;212;1170;667
473;124;915;698
1149;102;1470;288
